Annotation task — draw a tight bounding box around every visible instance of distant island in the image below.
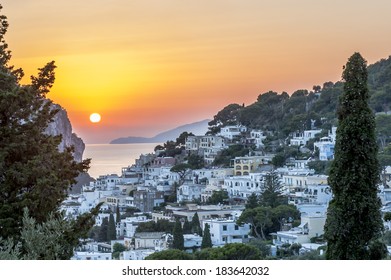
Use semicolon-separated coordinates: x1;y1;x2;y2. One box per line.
110;119;211;144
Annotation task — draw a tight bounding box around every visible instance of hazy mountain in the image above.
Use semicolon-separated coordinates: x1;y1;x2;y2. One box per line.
110;119;211;144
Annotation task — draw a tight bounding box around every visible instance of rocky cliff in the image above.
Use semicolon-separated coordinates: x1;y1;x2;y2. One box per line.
45;104;85;162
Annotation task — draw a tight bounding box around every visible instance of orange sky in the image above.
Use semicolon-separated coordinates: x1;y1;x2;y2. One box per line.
3;0;391;143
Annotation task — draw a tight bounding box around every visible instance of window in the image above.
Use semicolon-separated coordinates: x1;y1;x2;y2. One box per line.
235;225;239;230
223;225;227;231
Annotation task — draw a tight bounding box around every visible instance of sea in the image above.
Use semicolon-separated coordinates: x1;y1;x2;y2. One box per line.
83;143;159;179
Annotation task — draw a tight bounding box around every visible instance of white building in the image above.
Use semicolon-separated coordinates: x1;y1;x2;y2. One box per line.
218;125;247;140
95;174;123;191
183;234;203;251
273;214;326;246
185;135;227;164
313;126;337;161
288;184;332;205
283;173;330;206
193;168;234;184
177;184;206;203
170;205;245;224
202;218;251;246
133;232;170;250
71;251;112;260
200;185;223;203
223;173;269;200
248;129;267;148
314;137;335;161
290;129;322;146
296;204;328;216
95;213;111;226
117;215;151;238
122;249;155;260
232;155;272;176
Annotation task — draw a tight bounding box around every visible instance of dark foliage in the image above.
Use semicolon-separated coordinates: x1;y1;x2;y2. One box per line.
324;53;385;260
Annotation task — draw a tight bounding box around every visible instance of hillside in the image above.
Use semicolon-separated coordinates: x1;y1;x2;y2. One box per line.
110;119;210;144
207;55;391;143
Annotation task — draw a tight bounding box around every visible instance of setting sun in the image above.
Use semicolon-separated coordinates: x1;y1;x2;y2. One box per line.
89;113;101;123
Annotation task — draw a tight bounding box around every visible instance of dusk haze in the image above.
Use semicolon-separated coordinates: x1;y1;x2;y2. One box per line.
3;0;391;143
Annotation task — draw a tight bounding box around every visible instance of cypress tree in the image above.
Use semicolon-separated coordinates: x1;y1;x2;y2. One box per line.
201;223;212;249
182;217;192;234
98;217;109;242
107;213;117;241
324;52;384;259
191;212;203;236
115;205;121;224
172;218;184;250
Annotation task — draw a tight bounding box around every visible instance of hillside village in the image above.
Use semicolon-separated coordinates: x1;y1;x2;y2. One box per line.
62;121;391;260
60;55;391;260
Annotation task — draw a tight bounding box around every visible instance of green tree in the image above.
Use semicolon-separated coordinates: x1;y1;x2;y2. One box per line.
165;182;179;203
98;217;109;242
135;221;157;233
384;212;391;222
187;154;205;169
271;153;285;168
381;230;391;245
155;219;175;233
375;114;391;150
112;242;126;259
182;217;192;234
236;206;273;240
0;237;20;260
271;204;300;232
0;57;90;239
368;239;388;260
176;131;194;147
237;204;299;241
172;218;184;250
135;220;175;233
201;223;212;249
313;85;321;93
324;53;384;259
247;239;271;259
145;249;193;260
207;190;229;205
1;205;100;260
158;140;183;157
154;144;164;152
259;171;287;208
107;213;117;241
212;144;249;167
207;103;242;134
308;160;331;175
245;193;260;209
170;163;191;185
191;212;203;236
0;6;98;257
115;205;121;224
195;243;261;260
